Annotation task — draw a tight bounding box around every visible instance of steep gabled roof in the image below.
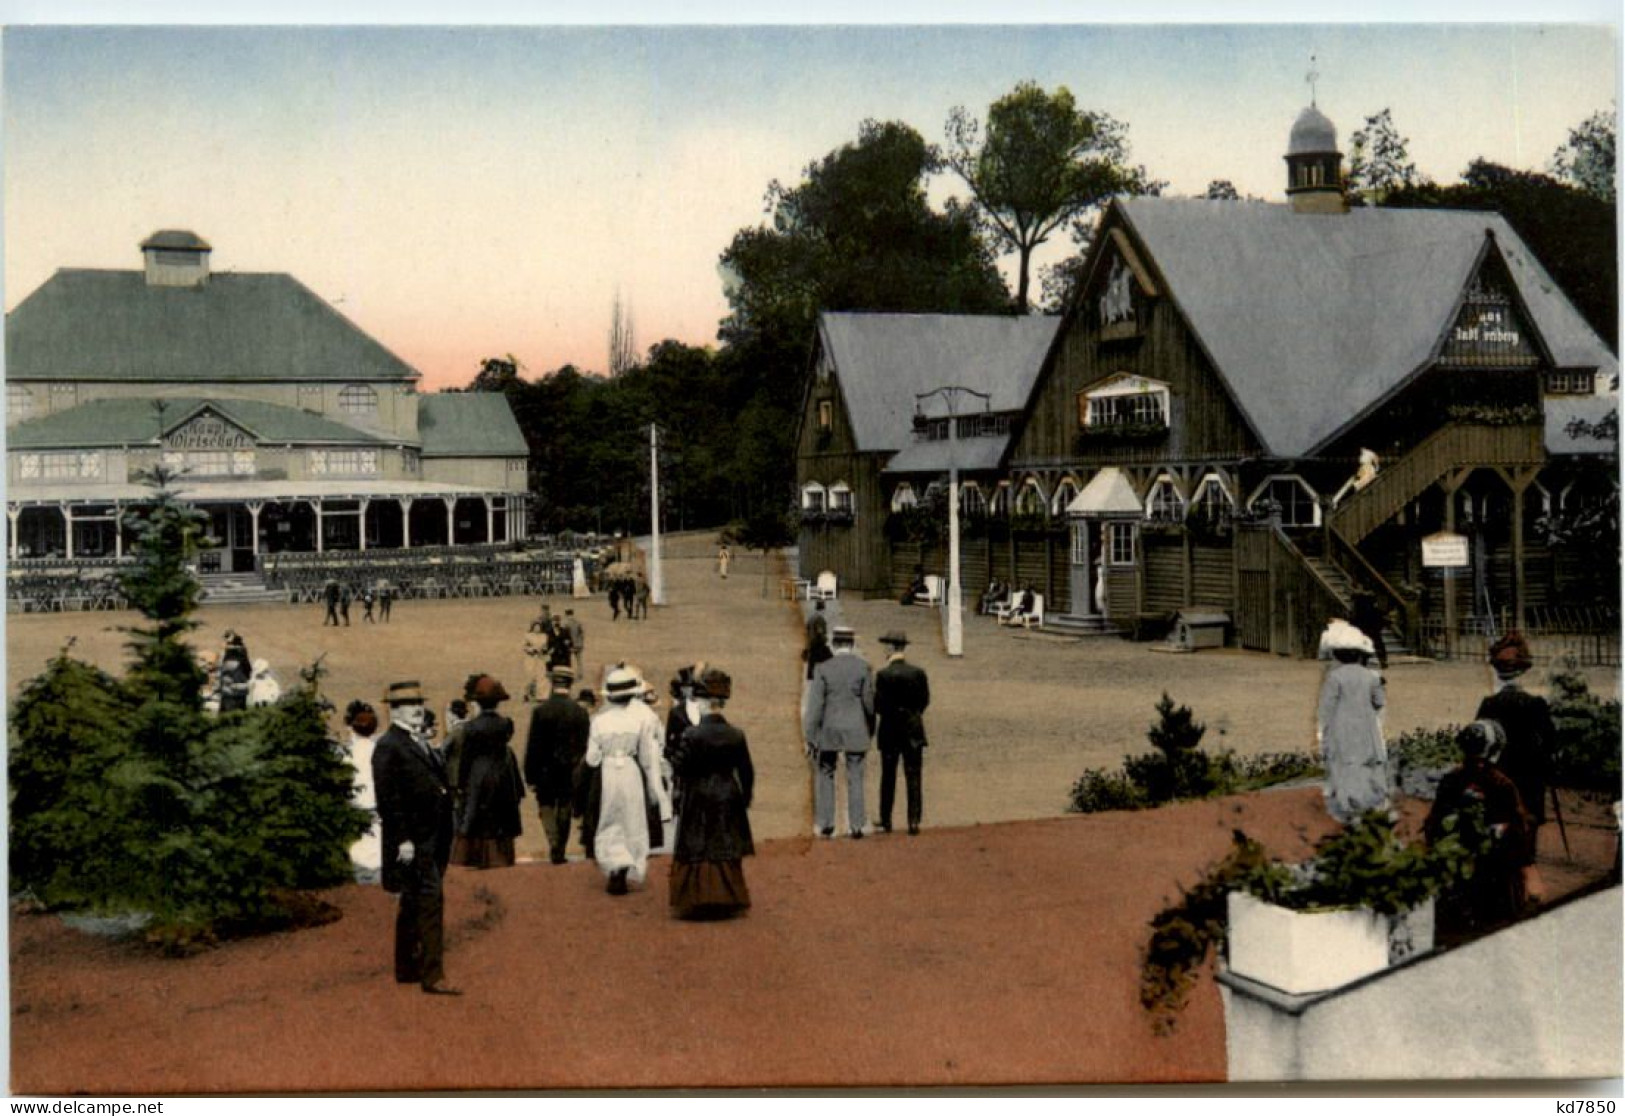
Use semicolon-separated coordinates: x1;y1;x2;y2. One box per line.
818;312;1060;455
1113;198;1618;458
6;269;421;383
418;393;528;457
7;396;395;450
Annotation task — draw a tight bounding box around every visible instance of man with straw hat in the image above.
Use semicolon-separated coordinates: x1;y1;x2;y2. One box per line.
525;664;591;865
371;680;459;995
874;630;931;836
802;625;876;839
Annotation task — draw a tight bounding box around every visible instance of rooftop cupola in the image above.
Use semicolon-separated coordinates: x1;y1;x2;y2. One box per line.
140;229;212;287
1284;105;1346;214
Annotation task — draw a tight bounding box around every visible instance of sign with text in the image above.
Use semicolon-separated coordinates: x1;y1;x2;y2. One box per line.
1422;531;1470;568
165;411;253;450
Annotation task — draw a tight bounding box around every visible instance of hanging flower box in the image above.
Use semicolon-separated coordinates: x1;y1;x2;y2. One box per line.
799;509;826;526
825;508;854;526
1076;422;1169;450
1226;891;1435;995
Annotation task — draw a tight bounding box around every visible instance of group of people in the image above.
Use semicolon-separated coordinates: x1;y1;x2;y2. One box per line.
1315;619;1555;931
604;572;651;621
802;624;933;838
198;629;280;714
344;653;758;996
322;578;395;627
523;604;585;698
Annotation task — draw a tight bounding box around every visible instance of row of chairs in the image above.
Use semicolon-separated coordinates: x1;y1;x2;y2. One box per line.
8;573;126;613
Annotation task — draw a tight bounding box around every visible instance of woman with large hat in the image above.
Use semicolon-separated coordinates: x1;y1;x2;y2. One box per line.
449;674;526;869
1476;631;1556;901
1316;619;1389;824
585;665;671;894
665;668;754;920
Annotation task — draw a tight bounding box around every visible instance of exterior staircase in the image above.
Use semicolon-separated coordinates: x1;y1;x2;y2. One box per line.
197;571;287;607
1299;552;1412;659
1329;421;1545;544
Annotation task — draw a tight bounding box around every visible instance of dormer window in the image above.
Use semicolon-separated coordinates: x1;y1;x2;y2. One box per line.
1079;374;1170;429
1546;369;1596;395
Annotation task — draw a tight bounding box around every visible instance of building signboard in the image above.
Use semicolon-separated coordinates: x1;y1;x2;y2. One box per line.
1422;531;1470;568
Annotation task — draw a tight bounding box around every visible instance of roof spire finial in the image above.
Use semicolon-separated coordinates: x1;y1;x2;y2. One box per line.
1306;54;1320;108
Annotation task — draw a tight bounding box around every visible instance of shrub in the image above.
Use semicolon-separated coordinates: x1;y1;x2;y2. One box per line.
1547;658;1622;793
8;470;371;952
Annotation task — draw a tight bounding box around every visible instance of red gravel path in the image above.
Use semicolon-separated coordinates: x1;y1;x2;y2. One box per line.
14;788;1359;1093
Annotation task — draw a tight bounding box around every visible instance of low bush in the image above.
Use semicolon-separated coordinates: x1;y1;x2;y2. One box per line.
1548;659;1622;793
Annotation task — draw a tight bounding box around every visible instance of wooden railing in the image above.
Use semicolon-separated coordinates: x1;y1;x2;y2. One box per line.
1325;526;1421;650
1329;422;1545;543
1268;526;1351;659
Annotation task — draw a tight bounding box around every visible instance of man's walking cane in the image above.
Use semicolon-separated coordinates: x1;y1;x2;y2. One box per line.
1549;784;1572;858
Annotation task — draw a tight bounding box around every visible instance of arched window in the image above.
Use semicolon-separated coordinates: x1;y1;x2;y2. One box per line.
1050;477;1080;517
827;481;853;515
960;483;987;516
800;482;827;513
890;483;917;512
338;384;378;416
988;482;1011;517
1192;475;1235;523
1248;475;1321;527
1145;476;1186;523
1014;478;1046;517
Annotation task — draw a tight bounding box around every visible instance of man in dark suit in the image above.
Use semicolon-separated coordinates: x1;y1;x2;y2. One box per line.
873;630;931;836
525;665;591;865
372;680;460;995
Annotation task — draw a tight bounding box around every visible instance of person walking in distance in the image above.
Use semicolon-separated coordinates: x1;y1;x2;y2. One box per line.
524;665;591;865
802;626;876;839
563;609;585;678
371;681;459;995
873;630;930;836
377;580;394;623
323;578;341;627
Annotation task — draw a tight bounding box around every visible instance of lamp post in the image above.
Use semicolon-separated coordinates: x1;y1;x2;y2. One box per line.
649;422;665;606
915;386;991;658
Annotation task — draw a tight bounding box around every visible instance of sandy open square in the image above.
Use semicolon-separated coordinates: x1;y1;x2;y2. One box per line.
8;532;1614;855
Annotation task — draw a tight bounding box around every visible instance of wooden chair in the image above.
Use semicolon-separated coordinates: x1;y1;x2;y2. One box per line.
919;575;945;606
810;570;839;601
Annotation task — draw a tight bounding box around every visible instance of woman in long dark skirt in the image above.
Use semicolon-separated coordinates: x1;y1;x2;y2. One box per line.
666;668;754;920
450;674;525;869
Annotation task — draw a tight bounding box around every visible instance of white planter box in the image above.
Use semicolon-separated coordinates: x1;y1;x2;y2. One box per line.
1226;891;1435;996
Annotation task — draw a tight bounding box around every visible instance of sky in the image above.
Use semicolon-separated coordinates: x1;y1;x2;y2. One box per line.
2;12;1618;390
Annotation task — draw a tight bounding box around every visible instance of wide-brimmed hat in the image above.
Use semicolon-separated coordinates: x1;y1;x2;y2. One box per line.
604;666;641;700
1489;631;1532;677
698;668;732;701
469;675;510;704
670;662;709;698
879;630;909;647
251;658;270;675
384;681;426;706
1319;618;1374;657
831;625;856;644
1458;719;1506;758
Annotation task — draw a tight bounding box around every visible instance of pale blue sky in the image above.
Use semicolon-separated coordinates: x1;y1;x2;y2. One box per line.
3;16;1617;386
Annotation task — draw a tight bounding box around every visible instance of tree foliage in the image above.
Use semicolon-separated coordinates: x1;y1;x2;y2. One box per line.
1382;160;1618;349
944;83;1155;313
1551;107;1617;203
1346;108;1423;203
9;471;369;951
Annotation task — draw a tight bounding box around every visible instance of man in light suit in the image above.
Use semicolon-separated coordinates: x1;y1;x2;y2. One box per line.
372;680;460;996
802;625;875;839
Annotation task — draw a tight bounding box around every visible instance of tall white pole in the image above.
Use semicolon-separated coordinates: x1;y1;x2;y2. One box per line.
945;408;964;658
649;422;665;606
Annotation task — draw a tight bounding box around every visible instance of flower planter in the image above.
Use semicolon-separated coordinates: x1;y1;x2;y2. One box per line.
1225;891;1435;995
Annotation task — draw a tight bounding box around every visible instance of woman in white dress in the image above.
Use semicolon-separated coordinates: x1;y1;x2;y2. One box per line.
586;666;672;895
247;659;282;707
1316;620;1389;824
342;700;383;883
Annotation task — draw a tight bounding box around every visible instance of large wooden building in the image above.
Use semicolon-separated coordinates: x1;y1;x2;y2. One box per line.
5;231;529;572
796;106;1618;656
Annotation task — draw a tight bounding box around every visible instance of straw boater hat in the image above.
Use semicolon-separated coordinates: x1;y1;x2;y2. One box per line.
831;625;856;645
548;664;576;686
604;666;641;702
1319;618;1375;657
384;681;426;706
1489;631;1533;678
879;631;909;648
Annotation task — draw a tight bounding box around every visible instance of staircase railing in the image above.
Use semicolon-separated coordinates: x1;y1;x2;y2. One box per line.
1269;526;1352;658
1326;526;1421;651
1329;422;1545;544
